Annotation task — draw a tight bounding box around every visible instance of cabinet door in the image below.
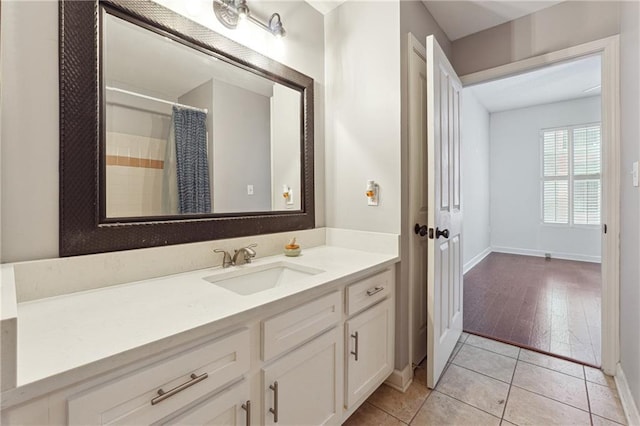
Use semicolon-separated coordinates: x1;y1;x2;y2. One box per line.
262;328;340;426
345;299;394;409
161;380;250;426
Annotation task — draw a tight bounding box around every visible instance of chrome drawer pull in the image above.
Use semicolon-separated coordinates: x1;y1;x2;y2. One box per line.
150;372;208;405
366;286;384;296
269;381;279;423
241;400;251;426
351;332;359;361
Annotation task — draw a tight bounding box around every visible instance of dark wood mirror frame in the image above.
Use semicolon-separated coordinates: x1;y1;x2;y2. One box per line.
59;0;314;257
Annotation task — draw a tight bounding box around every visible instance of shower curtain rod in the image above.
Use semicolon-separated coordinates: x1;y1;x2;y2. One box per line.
105;86;209;114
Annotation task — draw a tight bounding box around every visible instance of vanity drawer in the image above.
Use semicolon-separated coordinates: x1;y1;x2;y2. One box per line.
68;328;250;426
262;291;341;361
346;269;393;316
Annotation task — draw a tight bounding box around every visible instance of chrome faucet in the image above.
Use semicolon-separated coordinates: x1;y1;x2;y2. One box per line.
214;244;258;268
213;249;233;268
232;243;257;265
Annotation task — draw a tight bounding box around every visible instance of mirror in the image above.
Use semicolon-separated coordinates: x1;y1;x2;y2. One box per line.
59;0;314;256
104;13;302;217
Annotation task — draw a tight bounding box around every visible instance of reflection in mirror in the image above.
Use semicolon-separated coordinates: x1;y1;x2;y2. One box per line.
103;12;302;218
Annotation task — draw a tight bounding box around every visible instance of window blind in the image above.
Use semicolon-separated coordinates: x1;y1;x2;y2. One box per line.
573;125;601;225
541;124;601;226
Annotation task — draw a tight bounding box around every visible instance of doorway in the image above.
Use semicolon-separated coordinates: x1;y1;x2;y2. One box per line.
458;35;621;371
461;54;603;366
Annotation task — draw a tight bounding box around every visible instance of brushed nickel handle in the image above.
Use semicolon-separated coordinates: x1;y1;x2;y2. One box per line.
241;400;251;426
351;332;359;361
366;286;384;296
269;381;279;422
151;372;208;405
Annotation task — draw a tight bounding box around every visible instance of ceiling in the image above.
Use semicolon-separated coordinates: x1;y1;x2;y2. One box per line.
105;13;277;102
423;1;563;41
305;1;563;40
469;54;601;113
305;0;347;15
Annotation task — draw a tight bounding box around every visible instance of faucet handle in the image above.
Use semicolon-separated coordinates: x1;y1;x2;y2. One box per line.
213;249;232;268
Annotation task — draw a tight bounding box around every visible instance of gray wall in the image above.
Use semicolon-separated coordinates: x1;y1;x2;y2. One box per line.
490;97;602;261
451;2;621;76
271;84;301;211
619;0;640;411
461;89;491;269
0;0;324;263
211;80;271;213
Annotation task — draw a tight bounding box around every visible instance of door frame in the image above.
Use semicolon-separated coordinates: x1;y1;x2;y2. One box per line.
407;32;427;371
460;36;620;375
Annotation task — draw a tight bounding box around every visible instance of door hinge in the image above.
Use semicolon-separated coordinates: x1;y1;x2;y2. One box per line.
603;224;608;234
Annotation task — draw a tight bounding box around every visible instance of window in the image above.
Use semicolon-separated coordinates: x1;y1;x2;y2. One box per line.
541;124;601;225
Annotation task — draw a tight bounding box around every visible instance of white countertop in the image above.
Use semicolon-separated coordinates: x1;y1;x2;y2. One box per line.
15;245;398;390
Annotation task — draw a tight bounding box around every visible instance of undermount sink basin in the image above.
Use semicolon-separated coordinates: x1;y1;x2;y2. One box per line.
203;262;324;296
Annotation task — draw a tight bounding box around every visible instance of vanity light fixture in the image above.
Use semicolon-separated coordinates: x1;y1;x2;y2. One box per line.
213;0;286;38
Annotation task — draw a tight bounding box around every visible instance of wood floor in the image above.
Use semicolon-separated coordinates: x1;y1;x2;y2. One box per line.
463;253;601;366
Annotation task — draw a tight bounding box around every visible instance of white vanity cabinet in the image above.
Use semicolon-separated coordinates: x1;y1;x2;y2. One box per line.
67;329;250;426
1;264;397;426
344;270;395;410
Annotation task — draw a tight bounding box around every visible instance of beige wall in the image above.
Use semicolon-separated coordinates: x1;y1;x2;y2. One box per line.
0;0;324;263
1;1;59;262
452;2;620;76
324;1;402;234
619;0;640;410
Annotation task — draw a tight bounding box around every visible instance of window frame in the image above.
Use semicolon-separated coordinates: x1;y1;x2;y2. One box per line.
539;122;602;228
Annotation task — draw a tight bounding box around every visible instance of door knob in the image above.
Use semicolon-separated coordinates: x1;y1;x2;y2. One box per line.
414;223;428;237
435;227;449;239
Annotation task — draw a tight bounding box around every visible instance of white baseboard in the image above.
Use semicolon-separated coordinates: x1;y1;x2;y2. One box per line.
463;247;492;274
491;246;601;263
615;363;640;426
384;364;413;392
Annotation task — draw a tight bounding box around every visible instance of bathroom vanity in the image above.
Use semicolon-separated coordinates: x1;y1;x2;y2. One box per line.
0;229;399;425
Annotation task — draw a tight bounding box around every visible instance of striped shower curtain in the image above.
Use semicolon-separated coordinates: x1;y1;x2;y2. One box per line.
163;106;211;214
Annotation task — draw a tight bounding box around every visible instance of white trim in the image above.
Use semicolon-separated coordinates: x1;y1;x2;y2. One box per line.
615;363;640;426
384;364;413;393
406;32;427;372
463;247;492;274
491;246;601;264
460;35;620;375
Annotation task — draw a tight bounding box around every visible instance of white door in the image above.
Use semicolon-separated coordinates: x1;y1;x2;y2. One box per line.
424;35;463;388
408;34;429;367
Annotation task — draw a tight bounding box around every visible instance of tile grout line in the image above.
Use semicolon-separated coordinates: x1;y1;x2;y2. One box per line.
517;357;586;380
508;382;592;414
584;365;595;426
364;398;410;425
500;347;521;421
464;342;520;360
449;359;516;386
406;386;435;425
429;388;504;422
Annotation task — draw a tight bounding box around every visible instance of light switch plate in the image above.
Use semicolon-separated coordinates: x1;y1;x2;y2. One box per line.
247;184;254;195
633;161;639;187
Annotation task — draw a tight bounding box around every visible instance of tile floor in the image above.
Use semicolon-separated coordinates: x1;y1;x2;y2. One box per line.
463;253;601;365
344;333;626;426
